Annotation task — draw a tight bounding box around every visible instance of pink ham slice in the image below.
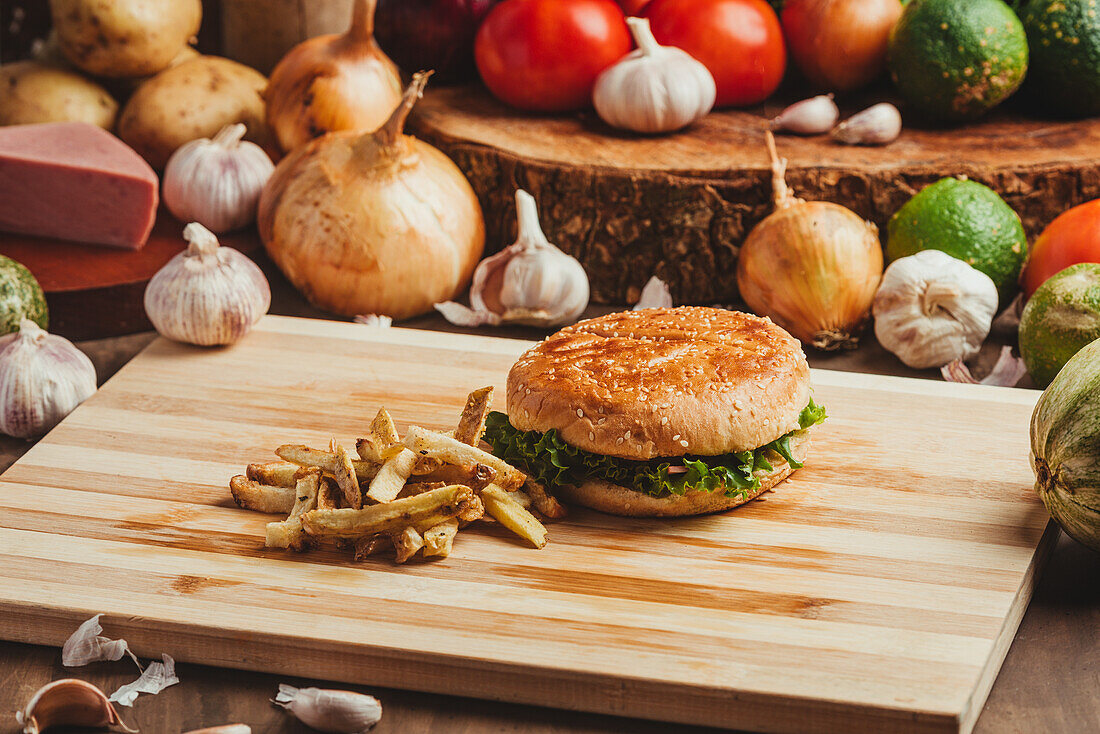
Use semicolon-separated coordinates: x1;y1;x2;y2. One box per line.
0;121;158;249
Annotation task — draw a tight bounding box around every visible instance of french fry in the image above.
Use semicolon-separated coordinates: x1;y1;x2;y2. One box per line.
481;485;548;549
331;441;362;509
410;456;443;475
455;386;493;445
510;489;533;509
301;485;473;539
523;478;568;520
367;447;418;503
406;426;525;491
266;470;321;551
422;519;459;558
396;481;448;498
354;534;390;560
246;462;300;488
458;492;485;523
391;526;424;563
317;475;339;510
275;444;379;482
230;475;296;514
356;408;404;462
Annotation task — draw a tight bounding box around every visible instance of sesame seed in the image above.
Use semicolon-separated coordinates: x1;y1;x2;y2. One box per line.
661;416;668;425
576;408;583;417
616;437;624;445
589;431;595;440
680;440;689;448
624;431;631;440
672;434;681;441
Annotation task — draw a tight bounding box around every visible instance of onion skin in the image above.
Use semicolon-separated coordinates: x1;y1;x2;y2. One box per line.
265;0;403;152
781;0;903;92
738;202;883;349
737;132;883;350
259;74;485;320
1031;337;1100;552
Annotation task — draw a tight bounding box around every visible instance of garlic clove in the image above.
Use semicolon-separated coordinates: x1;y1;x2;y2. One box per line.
16;679;136;734
0;319;97;439
832;102;902;145
144;223;271;346
183;726;252;734
353;314;392;328
769;95;839;135
443;190;589;329
633;275;673;310
274;684;382;733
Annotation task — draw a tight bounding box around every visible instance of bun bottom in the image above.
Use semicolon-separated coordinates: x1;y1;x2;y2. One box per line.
555;431;812;518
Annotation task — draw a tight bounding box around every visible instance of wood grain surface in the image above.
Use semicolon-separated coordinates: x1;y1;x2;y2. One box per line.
0;316;1055;733
411;85;1100;305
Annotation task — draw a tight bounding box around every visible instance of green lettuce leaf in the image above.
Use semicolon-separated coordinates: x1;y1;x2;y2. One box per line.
483;398;826;500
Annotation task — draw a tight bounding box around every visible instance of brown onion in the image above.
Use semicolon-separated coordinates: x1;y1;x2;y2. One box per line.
258;72;485;319
736;133;883;350
781;0;903;92
264;0;403;152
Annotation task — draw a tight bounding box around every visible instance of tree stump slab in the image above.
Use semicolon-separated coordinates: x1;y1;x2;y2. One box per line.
411;85;1100;305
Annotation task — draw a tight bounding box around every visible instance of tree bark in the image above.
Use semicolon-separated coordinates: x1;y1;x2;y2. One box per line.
412;86;1100;305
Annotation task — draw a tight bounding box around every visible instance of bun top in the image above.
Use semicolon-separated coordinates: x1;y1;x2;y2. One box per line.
506;307;810;460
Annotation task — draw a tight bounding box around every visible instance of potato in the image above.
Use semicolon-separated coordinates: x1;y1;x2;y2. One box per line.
49;0;202;78
0;61;117;129
117;56;276;170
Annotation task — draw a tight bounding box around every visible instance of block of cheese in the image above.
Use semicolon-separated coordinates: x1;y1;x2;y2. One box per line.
0;122;158;249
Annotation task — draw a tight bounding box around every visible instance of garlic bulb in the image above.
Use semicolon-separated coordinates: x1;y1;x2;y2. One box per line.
769;95;839;135
0;319;96;439
144;223;271;346
163;124;275;233
275;684;382;733
873;249;998;369
16;679;135;734
593;17;715;134
435;189;590;328
737;133;883;350
832;102;902;145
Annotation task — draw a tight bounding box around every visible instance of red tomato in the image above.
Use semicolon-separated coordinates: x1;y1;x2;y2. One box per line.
475;0;632;112
617;0;651;14
1024;200;1100;297
644;0;786;107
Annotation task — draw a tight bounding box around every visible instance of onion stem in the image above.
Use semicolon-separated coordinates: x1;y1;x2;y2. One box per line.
376;71;433;150
765;131;798;210
346;0;378;43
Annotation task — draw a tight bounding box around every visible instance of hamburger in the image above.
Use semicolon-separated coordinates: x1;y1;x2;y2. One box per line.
483;307;825;517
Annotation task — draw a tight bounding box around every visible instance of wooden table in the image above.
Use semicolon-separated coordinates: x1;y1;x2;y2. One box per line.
2;254;1097;734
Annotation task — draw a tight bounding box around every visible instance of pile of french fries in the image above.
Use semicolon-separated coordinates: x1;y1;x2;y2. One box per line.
229;387;566;563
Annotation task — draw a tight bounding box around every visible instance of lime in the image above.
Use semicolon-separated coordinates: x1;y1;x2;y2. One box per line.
886;177;1027;305
1020;263;1100;387
1020;0;1100;117
888;0;1029;120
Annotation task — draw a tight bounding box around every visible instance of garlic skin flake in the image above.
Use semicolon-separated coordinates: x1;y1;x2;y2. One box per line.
942;345;1027;387
769;95;839;135
62;613;140;668
593;17;715;134
0;319;96;439
633;275;673;310
832;102;902;145
109;654;180;707
275;684;382;733
436;190;589;328
17;679;136;734
144;222;271;346
164;123;275;234
873;250;999;369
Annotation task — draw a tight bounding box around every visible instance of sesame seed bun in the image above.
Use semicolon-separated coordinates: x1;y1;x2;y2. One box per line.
506;307;812;461
556;431;811;517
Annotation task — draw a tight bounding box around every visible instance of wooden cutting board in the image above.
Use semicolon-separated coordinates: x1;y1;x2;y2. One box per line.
0;316;1055;734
